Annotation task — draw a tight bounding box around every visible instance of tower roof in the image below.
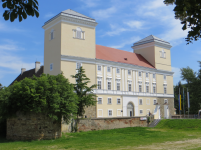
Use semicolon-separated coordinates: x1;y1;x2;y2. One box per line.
133;35;172;49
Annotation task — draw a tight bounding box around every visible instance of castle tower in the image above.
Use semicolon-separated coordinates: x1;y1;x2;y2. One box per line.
132;35;172;71
42;9;98;76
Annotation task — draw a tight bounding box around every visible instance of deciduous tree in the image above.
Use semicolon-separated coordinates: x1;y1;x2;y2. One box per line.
164;0;201;44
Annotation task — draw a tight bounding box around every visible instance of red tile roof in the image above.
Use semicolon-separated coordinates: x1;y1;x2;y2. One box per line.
96;45;155;69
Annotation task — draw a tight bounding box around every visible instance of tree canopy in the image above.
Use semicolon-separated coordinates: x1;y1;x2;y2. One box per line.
164;0;201;44
1;0;39;22
0;74;78;123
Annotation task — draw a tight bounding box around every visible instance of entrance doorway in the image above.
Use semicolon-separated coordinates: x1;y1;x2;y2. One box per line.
127;102;134;117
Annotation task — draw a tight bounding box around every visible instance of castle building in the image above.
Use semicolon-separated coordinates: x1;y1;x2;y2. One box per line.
14;9;174;119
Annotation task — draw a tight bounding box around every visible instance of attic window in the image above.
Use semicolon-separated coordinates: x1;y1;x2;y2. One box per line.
124;58;127;60
73;27;85;40
160;49;166;58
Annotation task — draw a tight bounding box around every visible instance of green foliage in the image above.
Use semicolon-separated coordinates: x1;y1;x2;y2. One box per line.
71;67;97;117
180;61;201;114
164;0;201;44
1;0;39;22
0;83;2;90
0;74;78;123
156;119;201;129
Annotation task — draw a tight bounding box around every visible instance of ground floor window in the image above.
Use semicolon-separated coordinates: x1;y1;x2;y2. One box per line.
140;109;143;114
108;110;113;116
117;98;121;104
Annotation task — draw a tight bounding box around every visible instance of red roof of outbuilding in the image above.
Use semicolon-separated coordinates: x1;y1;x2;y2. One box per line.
96;45;155;69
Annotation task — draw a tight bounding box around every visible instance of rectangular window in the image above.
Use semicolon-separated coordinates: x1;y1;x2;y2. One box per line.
108;110;112;116
139;99;143;105
140;110;143;114
50;63;53;71
98;98;102;104
164;87;167;94
108;98;112;104
139;85;142;92
117;98;121;104
128;70;131;75
116;68;120;74
76;63;81;69
117;83;120;91
153;99;157;105
164;75;166;80
153;86;156;93
128;84;132;91
51;31;54;40
146;73;149;78
153;74;156;79
108;82;111;90
107;66;111;72
98;81;101;89
138;71;142;77
98;65;101;71
146;99;150;105
146;86;149;93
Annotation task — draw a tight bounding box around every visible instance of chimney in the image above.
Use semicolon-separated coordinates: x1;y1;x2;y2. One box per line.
21;68;26;75
35;61;40;73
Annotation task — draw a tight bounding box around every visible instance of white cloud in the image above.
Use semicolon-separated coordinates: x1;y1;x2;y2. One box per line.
110;36;141;49
91;7;116;20
124;21;144;29
80;0;99;7
44;12;55;19
104;24;128;36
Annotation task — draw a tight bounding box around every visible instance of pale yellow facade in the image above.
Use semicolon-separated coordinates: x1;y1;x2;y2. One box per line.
43;9;174;119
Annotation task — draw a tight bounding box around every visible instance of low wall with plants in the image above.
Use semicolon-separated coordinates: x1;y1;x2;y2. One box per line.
7;112;61;141
77;117;148;132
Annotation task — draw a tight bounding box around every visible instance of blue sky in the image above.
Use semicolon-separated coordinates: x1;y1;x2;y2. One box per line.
0;0;201;87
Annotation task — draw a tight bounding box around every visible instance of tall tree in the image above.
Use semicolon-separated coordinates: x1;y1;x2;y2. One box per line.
1;0;39;22
71;67;96;131
0;83;2;90
164;0;201;44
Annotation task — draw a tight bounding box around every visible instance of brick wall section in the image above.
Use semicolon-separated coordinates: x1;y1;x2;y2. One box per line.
83;105;96;118
7;112;61;141
77;117;147;132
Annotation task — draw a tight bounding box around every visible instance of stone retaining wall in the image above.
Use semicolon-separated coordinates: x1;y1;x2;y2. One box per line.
7;112;61;141
77;116;148;132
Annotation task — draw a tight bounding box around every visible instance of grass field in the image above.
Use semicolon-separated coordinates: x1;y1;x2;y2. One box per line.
1;119;201;150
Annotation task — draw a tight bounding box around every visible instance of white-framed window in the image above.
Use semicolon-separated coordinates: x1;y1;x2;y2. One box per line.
50;29;54;40
164;99;168;104
146;99;150;105
50;63;53;71
153;86;156;93
160;49;166;58
140;109;143;114
98;98;102;104
97;65;101;71
98;109;103;117
128;84;132;91
146;86;149;93
164;75;166;80
107;66;111;72
138;71;142;77
153;99;157;105
98;81;102;89
146;73;149;78
117;83;120;91
108;82;111;90
108;98;112;104
153;74;156;79
139;85;142;92
116;68;120;74
76;62;82;69
164;87;167;94
73;27;85;40
139;99;143;105
117;98;121;104
108;109;113;117
128;70;131;75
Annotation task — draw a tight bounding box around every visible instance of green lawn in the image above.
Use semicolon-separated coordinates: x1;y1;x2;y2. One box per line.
1;119;201;150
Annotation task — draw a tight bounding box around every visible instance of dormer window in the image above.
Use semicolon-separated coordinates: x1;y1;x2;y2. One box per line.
160;49;166;58
73;27;85;40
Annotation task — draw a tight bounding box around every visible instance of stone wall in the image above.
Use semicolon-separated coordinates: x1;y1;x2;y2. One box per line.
157;97;174;118
77;116;147;132
7;112;61;140
83;105;96;118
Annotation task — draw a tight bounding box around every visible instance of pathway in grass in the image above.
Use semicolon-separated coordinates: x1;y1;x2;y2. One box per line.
1;119;201;150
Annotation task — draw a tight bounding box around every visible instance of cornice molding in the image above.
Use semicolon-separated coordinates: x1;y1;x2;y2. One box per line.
61;55;174;76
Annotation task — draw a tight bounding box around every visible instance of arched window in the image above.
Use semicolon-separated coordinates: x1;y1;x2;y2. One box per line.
73;27;85;39
160;49;166;58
